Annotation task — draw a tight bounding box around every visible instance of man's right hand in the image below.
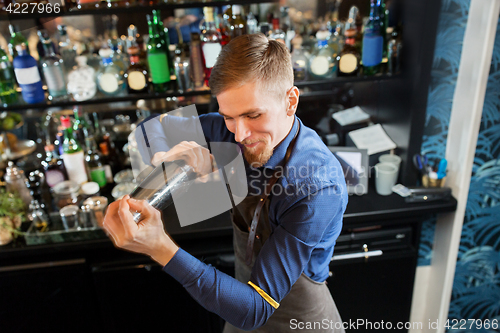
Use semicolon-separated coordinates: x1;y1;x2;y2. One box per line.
151;141;215;177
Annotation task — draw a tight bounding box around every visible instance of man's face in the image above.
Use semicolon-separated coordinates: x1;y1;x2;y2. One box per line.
217;81;297;167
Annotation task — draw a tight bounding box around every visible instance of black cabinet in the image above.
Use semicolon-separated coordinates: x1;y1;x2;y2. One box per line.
91;260;223;333
0;259;102;333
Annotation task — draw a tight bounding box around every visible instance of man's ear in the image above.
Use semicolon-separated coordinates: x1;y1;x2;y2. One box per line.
286;86;300;116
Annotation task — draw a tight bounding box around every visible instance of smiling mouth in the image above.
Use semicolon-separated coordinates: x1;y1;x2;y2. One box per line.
244;142;261;148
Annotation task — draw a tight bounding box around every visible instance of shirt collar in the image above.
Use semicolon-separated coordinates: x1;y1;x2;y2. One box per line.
262;116;298;170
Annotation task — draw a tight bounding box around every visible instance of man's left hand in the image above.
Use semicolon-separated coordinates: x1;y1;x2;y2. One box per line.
103;195;179;266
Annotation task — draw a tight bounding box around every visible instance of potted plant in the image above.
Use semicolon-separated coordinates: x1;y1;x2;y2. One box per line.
0;188;26;245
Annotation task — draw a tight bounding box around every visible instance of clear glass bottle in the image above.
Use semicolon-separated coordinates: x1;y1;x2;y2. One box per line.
97;48;126;96
309;31;337;80
291;37;309;82
201;6;222;87
173;35;191;92
28;199;50;233
328;21;345;56
67;55;97;101
57;24;77;74
0;47;18;106
39;34;67;101
269;18;285;44
246;12;259;35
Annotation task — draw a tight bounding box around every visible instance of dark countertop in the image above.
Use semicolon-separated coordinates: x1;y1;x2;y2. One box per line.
0;185;457;266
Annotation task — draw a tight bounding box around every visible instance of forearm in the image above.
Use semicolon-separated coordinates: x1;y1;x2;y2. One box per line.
163;248;275;330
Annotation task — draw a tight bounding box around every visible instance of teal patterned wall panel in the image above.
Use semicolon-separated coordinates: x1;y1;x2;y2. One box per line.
447;12;500;329
418;0;471;266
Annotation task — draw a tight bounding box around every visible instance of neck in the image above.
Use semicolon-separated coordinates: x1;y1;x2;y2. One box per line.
273;115;295;151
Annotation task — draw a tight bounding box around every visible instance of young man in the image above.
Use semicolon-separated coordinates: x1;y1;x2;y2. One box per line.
103;33;348;332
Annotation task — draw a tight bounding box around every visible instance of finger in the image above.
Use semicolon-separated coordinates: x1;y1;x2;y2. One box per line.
127;198;160;222
118;195;139;237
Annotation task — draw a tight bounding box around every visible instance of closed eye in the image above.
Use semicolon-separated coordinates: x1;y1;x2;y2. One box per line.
248;114;261;119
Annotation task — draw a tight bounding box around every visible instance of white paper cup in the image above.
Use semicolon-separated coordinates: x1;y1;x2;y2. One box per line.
379;154;402;172
374;163;398;196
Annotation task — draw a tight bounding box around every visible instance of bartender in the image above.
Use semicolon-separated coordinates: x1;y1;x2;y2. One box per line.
103;33;348;332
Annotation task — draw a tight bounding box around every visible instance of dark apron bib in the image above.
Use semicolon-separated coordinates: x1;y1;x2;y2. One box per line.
222;121;345;333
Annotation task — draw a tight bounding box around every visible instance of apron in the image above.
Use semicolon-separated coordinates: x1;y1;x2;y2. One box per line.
222;122;345;333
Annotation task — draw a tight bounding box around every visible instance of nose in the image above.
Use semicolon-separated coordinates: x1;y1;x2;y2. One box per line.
234;120;251;143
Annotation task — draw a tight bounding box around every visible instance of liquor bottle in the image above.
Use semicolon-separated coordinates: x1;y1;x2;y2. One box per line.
0;47;18;106
13;44;45;104
41;144;68;188
201;7;222;87
60;116;88;185
97;48;126;96
147;14;171;93
28;199;50;233
85;136;107;189
39;35;67;101
67;55;97;101
153;10;174;78
362;0;384;76
246;12;259;35
109;40;129;72
308;31;337;80
98;141;114;183
291;37;309;82
102;134;120;175
328;21;344;56
337;28;360;77
280;6;296;50
8;25;28;59
189;33;205;90
57;24;77;73
387;27;402;75
216;11;231;46
269;18;285;44
73;106;88;147
173;32;192;92
125;46;149;94
346;6;362;53
230;5;247;38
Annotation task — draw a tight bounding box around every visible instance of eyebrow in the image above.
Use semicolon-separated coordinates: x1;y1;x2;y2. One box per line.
218;108;265;118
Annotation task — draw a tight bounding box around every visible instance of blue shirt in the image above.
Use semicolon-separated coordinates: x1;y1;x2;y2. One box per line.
137;113;348;330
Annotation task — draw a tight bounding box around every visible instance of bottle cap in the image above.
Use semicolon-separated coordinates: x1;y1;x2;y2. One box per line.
60;116;71;129
75;55;88;67
232;5;241;15
99;142;109;155
316;30;330;41
82;181;100;195
98;48;113;59
44;144;55;152
127;46;140;55
15;43;27;52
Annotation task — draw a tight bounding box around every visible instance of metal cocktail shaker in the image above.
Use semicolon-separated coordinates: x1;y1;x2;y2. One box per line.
129;160;195;222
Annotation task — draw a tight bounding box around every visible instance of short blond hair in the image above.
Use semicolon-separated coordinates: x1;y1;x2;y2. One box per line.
209;33;293;100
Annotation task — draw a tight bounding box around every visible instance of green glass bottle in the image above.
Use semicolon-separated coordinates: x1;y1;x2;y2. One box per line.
0;47;18;106
85;136;107;189
153;10;174;77
147;14;171;93
8;25;29;59
61;116;88;185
